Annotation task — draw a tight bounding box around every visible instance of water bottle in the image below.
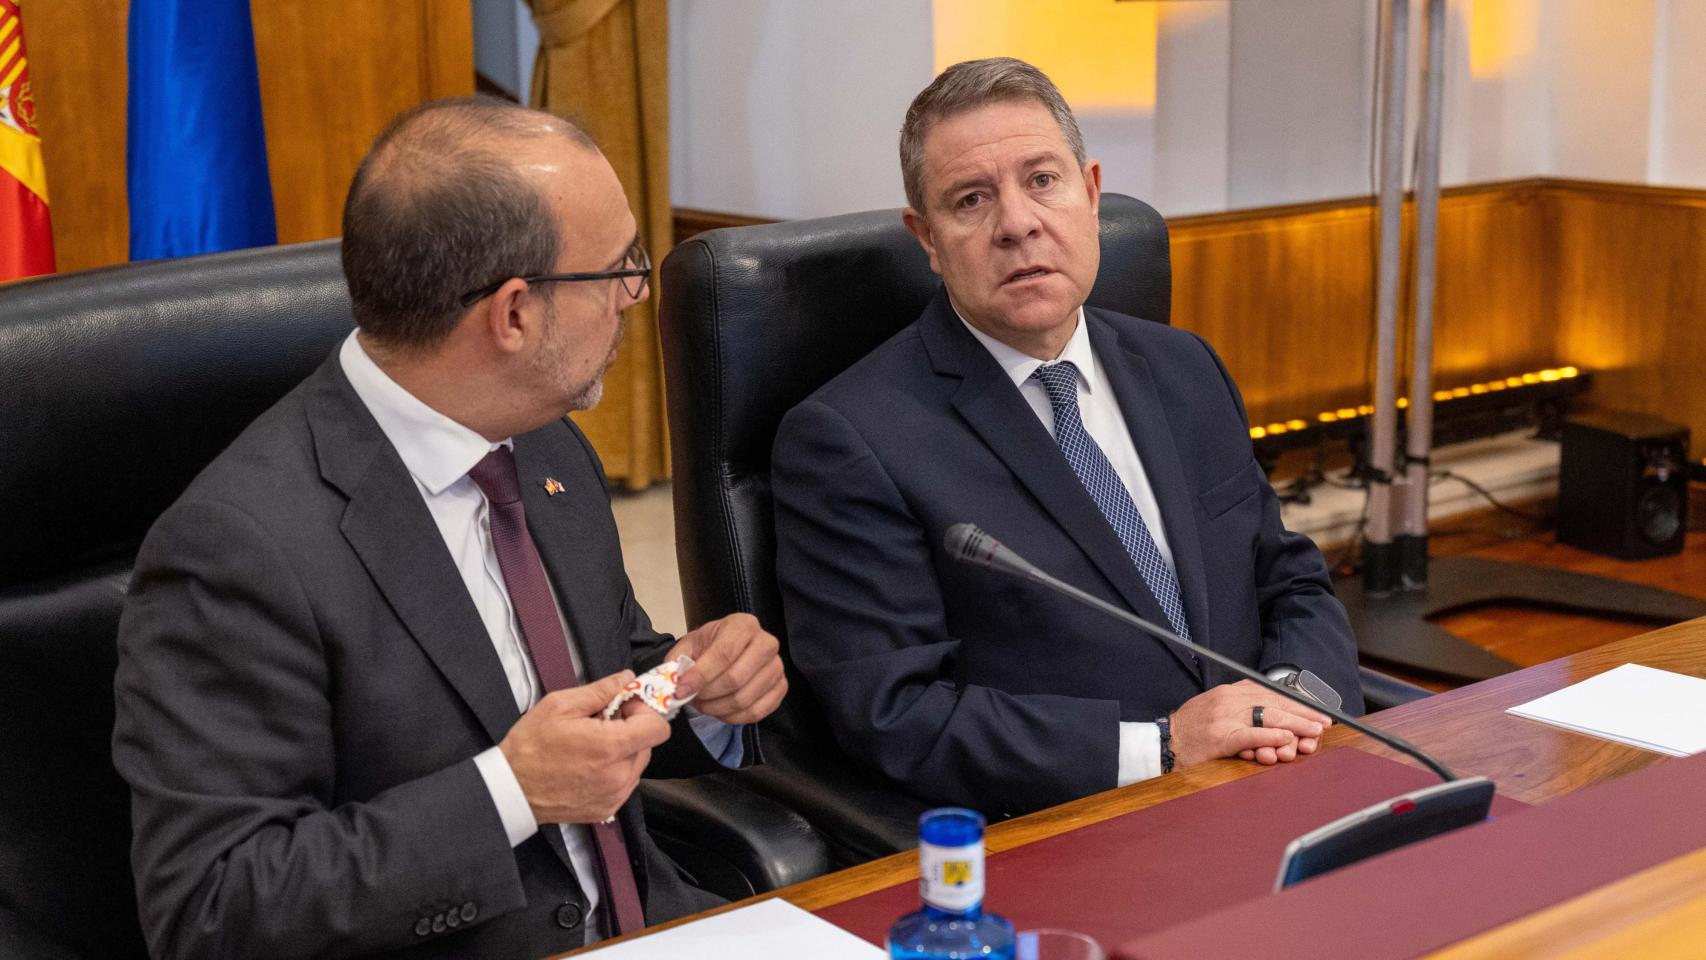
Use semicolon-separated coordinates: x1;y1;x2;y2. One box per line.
888;808;1015;959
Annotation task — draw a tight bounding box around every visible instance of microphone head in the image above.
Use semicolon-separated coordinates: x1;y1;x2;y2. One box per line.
945;523;1041;581
944;523;996;568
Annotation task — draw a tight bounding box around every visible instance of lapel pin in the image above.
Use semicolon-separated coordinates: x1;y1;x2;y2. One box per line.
543;478;565;496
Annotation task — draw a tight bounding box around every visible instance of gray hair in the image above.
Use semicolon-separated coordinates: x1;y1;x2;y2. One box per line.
340;95;597;350
899;57;1086;212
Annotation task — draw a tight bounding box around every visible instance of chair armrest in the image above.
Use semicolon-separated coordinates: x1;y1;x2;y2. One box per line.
0;907;88;960
639;773;832;901
732;734;932;866
1358;665;1434;712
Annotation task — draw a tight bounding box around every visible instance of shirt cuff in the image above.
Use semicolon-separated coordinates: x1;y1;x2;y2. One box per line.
687;709;745;767
473;746;539;848
1116;721;1163;787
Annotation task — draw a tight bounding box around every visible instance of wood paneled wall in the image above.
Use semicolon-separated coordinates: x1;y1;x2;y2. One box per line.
23;0;128;274
26;1;473;273
1549;180;1706;461
1167;181;1557;429
1175;179;1706;457
677;179;1706;458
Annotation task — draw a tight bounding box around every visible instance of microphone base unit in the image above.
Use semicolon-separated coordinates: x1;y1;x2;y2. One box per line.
1274;776;1496;890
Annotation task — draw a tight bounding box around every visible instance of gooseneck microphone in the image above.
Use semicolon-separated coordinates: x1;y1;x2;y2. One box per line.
944;522;1461;783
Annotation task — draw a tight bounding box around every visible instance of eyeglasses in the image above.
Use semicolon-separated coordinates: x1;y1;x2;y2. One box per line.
458;239;652;308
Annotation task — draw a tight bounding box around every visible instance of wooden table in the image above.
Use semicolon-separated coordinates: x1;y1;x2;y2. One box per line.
566;616;1706;957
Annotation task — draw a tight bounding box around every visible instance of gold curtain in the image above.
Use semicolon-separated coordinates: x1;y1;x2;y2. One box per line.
528;0;670;489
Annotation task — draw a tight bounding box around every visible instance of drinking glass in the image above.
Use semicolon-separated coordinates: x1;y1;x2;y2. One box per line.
1015;928;1104;960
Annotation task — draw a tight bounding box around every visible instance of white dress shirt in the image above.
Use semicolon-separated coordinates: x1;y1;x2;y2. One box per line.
957;306;1175;785
338;333;739;939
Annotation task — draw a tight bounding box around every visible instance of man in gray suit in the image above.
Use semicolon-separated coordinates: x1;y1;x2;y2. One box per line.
113;97;786;959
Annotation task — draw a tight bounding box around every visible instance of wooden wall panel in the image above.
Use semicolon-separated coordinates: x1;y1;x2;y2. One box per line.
1429;185;1554;390
25;0;473;273
1167;201;1377;426
252;0;474;245
25;1;130;273
1166;181;1557;429
673;206;776;244
1549;181;1706;459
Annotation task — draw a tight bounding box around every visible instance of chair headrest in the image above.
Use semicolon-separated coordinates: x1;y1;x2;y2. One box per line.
0;240;354;584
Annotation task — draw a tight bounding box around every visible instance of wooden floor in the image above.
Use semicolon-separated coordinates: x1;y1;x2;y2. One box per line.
1351;489;1706;692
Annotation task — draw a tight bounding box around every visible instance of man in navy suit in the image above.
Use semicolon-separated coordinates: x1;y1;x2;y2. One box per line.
772;58;1360;817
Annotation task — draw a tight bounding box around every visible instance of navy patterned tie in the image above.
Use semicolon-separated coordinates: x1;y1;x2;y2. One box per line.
1029;361;1193;643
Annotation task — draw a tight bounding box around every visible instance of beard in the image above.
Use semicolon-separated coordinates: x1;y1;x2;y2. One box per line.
533;299;626;412
569;377;604;412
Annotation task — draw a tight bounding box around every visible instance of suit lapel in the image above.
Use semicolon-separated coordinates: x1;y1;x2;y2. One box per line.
921;296;1192;676
1087;312;1213;677
304;358;522;745
512;430;625;684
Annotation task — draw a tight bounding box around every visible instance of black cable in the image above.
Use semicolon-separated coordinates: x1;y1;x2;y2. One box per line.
1329;488;1372;577
1430;470;1547;523
1275;445;1334;505
1321;474;1367;491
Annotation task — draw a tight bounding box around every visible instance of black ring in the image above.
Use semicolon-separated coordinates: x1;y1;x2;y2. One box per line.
1252;705;1265;728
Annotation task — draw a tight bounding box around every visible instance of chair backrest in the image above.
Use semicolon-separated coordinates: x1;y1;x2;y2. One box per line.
658;193;1171;743
0;241;353;959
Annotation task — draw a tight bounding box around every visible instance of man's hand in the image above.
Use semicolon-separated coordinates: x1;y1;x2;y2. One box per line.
499;671;671;824
667;613;787;725
1170;679;1331;768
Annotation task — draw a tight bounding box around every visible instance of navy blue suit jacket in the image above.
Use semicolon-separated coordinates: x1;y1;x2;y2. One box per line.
771;291;1361;816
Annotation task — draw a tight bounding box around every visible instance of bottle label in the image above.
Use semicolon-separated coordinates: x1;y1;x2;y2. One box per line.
919;840;983;913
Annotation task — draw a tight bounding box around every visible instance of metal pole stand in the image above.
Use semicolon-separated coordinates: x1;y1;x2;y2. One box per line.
1345;0;1706;683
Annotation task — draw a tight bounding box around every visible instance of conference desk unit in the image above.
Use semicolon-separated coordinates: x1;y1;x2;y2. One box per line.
564;618;1706;958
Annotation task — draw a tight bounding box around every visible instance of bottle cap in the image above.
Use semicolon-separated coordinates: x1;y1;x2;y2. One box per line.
919;807;984;847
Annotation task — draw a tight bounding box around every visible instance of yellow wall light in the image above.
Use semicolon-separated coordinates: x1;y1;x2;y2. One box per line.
933;0;1158;111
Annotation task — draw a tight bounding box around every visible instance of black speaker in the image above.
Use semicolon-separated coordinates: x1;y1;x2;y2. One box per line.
1558;411;1689;559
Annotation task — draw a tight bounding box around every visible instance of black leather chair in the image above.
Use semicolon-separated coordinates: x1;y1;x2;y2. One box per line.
657;194;1432;867
0;241;823;960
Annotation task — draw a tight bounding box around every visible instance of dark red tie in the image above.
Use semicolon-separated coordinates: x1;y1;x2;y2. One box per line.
468;447;646;937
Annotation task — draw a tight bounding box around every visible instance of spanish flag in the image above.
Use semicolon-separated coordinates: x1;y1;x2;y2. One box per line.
0;0;53;281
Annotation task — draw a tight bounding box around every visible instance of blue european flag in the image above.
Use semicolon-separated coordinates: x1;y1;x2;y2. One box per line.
126;0;276;260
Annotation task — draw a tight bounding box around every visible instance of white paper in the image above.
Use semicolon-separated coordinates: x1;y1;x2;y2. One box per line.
1506;662;1706;757
578;897;886;959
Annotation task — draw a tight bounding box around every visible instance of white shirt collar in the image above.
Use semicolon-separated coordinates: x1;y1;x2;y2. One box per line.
954;302;1100;395
338;332;508;496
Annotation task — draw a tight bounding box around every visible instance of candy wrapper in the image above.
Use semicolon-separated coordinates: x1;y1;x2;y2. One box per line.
602;656;696;721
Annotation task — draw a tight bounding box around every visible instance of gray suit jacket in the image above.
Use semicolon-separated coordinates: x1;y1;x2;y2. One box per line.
113;355;724;960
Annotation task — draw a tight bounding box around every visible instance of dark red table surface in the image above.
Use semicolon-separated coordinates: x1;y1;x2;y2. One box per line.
1115;750;1706;959
815;748;1529;949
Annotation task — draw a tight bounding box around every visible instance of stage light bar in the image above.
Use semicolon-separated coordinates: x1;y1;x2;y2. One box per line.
1249;366;1590;455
